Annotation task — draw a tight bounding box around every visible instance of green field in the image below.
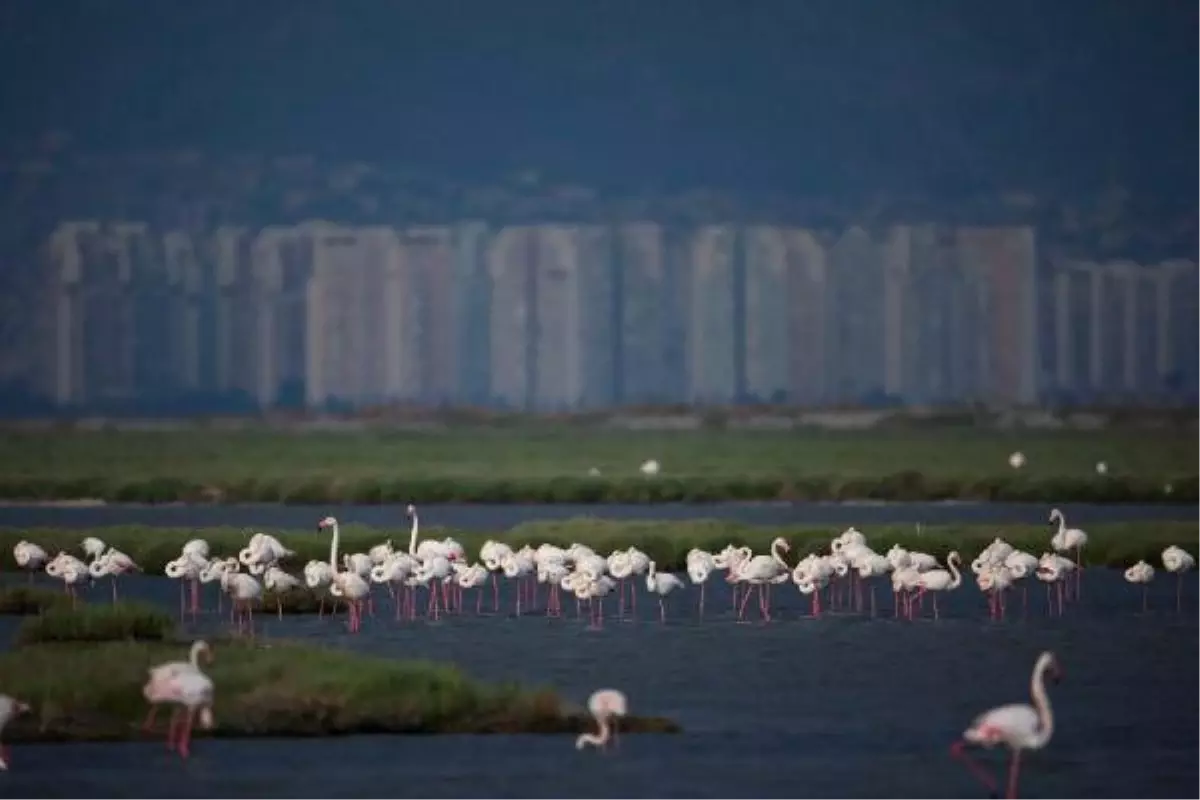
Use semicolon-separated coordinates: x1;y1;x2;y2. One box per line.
0;427;1194;504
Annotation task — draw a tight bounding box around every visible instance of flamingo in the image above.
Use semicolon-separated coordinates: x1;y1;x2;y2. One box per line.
1035;557;1070;617
303;560;335;616
46;554;88;608
732;537;791;622
0;695;31;770
978;564;1015;620
1161;545;1195;613
913;552;962;620
263;566;302;619
576;688;628;751
12;541;48;583
480;539;514;613
143;640;212;732
854;553;892;617
221;572;263;636
165;553;207;619
88;548;141;603
456;562;491;614
686;550;716;620
1123;560;1155;612
142;653;215;759
1049;508;1087;597
319;516;370;632
645;560;685;623
951;651;1061;799
606;550;635;619
371;553;418;620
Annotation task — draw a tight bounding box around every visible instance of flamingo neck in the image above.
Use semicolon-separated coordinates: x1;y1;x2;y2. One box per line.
1029;658;1055;748
189;641;206;667
575;713;611;749
947;554;962;588
771;541;787;568
408;514;420;556
329;521;341;574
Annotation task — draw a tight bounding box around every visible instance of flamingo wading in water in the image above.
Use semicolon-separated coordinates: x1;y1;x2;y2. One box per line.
0;694;31;770
576;688;628;752
951;651;1062;799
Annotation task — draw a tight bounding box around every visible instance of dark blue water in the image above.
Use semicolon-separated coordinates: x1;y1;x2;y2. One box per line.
1;568;1196;798
0;501;1192;531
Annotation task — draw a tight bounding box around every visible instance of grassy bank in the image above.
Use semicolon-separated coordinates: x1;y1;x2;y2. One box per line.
0;637;680;742
1;519;1194;575
0;585;75;615
0;429;1193;504
15;602;174;644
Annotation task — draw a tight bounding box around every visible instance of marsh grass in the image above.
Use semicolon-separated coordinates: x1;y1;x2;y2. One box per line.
0;584;74;615
16;602;174;645
0;519;1193;576
0;639;681;741
0;429;1193;504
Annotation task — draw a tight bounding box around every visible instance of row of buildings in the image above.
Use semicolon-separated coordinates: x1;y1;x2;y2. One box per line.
26;219;1199;411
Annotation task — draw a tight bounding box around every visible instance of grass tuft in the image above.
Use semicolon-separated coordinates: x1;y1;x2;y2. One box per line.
16;602;174;645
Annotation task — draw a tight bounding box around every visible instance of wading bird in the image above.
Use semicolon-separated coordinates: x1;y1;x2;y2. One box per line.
0;695;31;770
951;651;1061;799
576;688;628;752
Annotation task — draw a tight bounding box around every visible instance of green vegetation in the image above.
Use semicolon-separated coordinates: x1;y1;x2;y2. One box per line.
1;519;1194;576
0;428;1193;504
0;584;74;615
0;639;680;742
16;602;174;645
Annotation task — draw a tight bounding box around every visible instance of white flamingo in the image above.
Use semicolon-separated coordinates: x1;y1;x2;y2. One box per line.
480;539;514;613
686;550;716;620
1123;560;1155;612
303;560;335;616
951;651;1061;800
576;688;627;751
0;694;32;770
165;553;207;619
645;561;684;623
88;548;141;603
1048;508;1088;596
1161;545;1195;613
220;572;262;636
262;565;302;620
732;538;791;622
913;552;962;620
142;647;215;760
12;541;48;583
319;516;370;632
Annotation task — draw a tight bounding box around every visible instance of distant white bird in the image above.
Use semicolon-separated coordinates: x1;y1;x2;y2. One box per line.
1008;451;1026;469
951;651;1060;800
640;459;660;476
1094;461;1108;475
1161;545;1196;613
0;694;31;770
576;688;627;751
263;566;302;620
12;541;48;583
645;561;685;623
1123;560;1155;612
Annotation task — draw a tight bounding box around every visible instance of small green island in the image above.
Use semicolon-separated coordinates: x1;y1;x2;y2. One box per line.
0;604;680;742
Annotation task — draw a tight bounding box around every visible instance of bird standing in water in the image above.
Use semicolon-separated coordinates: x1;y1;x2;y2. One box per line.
576;688;628;752
951;651;1062;799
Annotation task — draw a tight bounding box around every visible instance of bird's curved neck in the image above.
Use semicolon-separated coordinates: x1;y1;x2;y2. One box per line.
576;712;611;749
1029;660;1055;748
771;541;787;568
408;513;420;556
947;555;962;588
1052;512;1066;536
328;521;341;573
189;641;205;667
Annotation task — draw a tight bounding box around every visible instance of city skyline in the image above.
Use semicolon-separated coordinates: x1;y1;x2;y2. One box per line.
20;218;1199;414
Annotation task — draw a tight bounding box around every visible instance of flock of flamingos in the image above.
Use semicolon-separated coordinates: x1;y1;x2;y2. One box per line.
0;504;1196;796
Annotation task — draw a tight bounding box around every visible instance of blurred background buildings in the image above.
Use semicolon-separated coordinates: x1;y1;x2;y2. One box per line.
23;217;1198;412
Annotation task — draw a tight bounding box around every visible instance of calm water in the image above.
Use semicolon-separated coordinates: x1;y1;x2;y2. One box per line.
1;569;1197;798
0;501;1192;531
